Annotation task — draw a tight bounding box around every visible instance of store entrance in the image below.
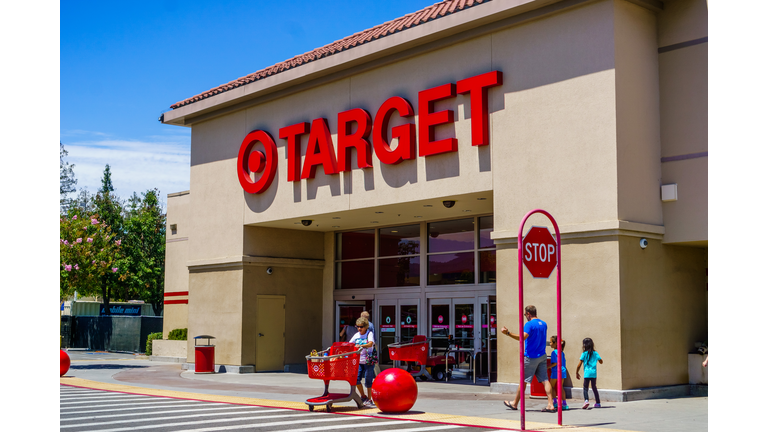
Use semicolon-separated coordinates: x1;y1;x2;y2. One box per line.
428;296;496;382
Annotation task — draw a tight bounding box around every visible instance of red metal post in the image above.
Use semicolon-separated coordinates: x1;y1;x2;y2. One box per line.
517;209;562;429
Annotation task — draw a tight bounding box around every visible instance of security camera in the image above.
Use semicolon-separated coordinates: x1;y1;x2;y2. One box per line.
301;220;313;227
266;267;273;275
442;200;456;208
640;238;648;249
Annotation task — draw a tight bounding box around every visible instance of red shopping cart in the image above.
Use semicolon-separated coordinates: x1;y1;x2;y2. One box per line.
388;335;456;381
305;342;364;412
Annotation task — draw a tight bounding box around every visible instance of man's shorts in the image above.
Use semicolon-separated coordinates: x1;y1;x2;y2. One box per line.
524;354;548;384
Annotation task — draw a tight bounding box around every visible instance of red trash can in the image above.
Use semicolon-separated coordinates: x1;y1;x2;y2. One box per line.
194;335;216;373
530;357;551;398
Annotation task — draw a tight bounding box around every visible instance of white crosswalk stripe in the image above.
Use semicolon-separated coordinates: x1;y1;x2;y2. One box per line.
61;405;272;422
61;396;156;404
60;399;191;410
76;414;341;432
61;402;207;414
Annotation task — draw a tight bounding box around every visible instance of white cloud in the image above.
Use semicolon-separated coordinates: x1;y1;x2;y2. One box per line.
63;138;190;208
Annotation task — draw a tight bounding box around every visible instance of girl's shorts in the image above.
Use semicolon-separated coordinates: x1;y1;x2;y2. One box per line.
357;364;375;388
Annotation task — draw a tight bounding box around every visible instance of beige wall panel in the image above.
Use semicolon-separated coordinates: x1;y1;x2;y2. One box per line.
243;226;324;260
189;113;249;262
659;43;707;158
187;269;244;365
614;0;662;225
657;0;708;48
242;264;323;366
619;237;707;388
242;79;352;223
164;192;190;336
162;304;188;339
344;35;495;209
661;157;707;244
496;237;623;389
490;0;619;234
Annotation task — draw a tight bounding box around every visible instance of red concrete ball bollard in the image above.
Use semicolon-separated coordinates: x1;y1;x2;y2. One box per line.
60;349;71;377
371;367;418;413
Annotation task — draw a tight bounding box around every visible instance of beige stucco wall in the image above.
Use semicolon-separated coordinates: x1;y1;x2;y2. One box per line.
187;269;244;364
658;0;708;245
618;237;707;388
164;191;190;337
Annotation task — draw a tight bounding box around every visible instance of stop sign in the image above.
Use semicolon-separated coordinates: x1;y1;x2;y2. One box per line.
522;226;558;278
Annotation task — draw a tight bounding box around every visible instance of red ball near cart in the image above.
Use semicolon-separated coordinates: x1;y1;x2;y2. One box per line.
371;367;418;413
60;349;70;376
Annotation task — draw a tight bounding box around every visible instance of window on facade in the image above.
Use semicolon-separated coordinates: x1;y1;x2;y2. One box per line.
428;218;475;285
334;216;496;289
379;224;420;287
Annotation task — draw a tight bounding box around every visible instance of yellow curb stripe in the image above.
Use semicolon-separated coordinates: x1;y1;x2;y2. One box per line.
60;377;635;432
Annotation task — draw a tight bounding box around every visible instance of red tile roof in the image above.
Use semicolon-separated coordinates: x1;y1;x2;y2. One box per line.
170;0;491;109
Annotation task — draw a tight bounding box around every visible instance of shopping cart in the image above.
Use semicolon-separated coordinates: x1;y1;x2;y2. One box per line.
388;335;456;381
305;342;364;412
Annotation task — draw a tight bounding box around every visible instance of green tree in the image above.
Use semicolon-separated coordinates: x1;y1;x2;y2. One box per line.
60;210;127;313
122;189;166;316
60;143;77;213
94;165;124;237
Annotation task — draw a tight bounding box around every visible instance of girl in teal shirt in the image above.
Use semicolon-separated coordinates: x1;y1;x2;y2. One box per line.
575;337;603;409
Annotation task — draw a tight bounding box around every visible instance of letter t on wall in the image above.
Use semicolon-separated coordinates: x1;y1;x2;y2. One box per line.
279;122;310;182
457;71;503;146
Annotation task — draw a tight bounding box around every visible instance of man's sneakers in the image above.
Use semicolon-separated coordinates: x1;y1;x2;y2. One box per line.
363;398;376;408
594;403;601;408
582;400;590;409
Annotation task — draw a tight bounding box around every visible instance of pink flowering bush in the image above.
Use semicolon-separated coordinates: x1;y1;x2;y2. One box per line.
60;211;127;302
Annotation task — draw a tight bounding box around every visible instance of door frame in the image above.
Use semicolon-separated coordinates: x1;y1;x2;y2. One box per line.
335;300;366;343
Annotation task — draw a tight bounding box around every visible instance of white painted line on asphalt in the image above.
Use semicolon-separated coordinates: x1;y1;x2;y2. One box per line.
60;393;134;398
60;400;190;410
59;402;209;414
61;405;270;421
60;408;289;428
60;396;156;404
80;413;345;432
60;390;109;395
369;425;463;432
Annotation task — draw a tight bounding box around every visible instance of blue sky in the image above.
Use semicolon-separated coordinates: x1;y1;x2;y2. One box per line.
61;0;437;205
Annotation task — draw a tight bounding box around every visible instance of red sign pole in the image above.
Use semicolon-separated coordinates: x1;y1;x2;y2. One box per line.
517;209;562;430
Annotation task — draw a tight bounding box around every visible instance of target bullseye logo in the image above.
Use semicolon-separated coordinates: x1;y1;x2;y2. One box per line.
352;359;357;365
462;315;467;324
237;130;278;194
313;364;319;373
391;350;395;356
420;346;426;352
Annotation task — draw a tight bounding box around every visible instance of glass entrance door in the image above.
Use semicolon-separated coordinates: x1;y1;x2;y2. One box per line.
378;304;396;366
378;299;420;368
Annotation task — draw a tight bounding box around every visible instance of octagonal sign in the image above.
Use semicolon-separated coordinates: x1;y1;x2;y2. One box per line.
522;226;558;278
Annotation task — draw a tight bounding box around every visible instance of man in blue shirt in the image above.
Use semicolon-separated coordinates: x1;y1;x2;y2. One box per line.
500;305;555;412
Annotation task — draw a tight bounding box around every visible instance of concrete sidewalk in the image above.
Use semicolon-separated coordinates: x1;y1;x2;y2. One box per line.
61;352;708;432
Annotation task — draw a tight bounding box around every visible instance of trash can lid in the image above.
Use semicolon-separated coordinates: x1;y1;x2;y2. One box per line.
194;335;216;339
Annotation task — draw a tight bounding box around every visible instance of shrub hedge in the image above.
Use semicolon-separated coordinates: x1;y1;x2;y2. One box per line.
168;328;188;341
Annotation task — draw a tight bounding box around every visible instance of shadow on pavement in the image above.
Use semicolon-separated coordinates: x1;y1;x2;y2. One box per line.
70;364;150;370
